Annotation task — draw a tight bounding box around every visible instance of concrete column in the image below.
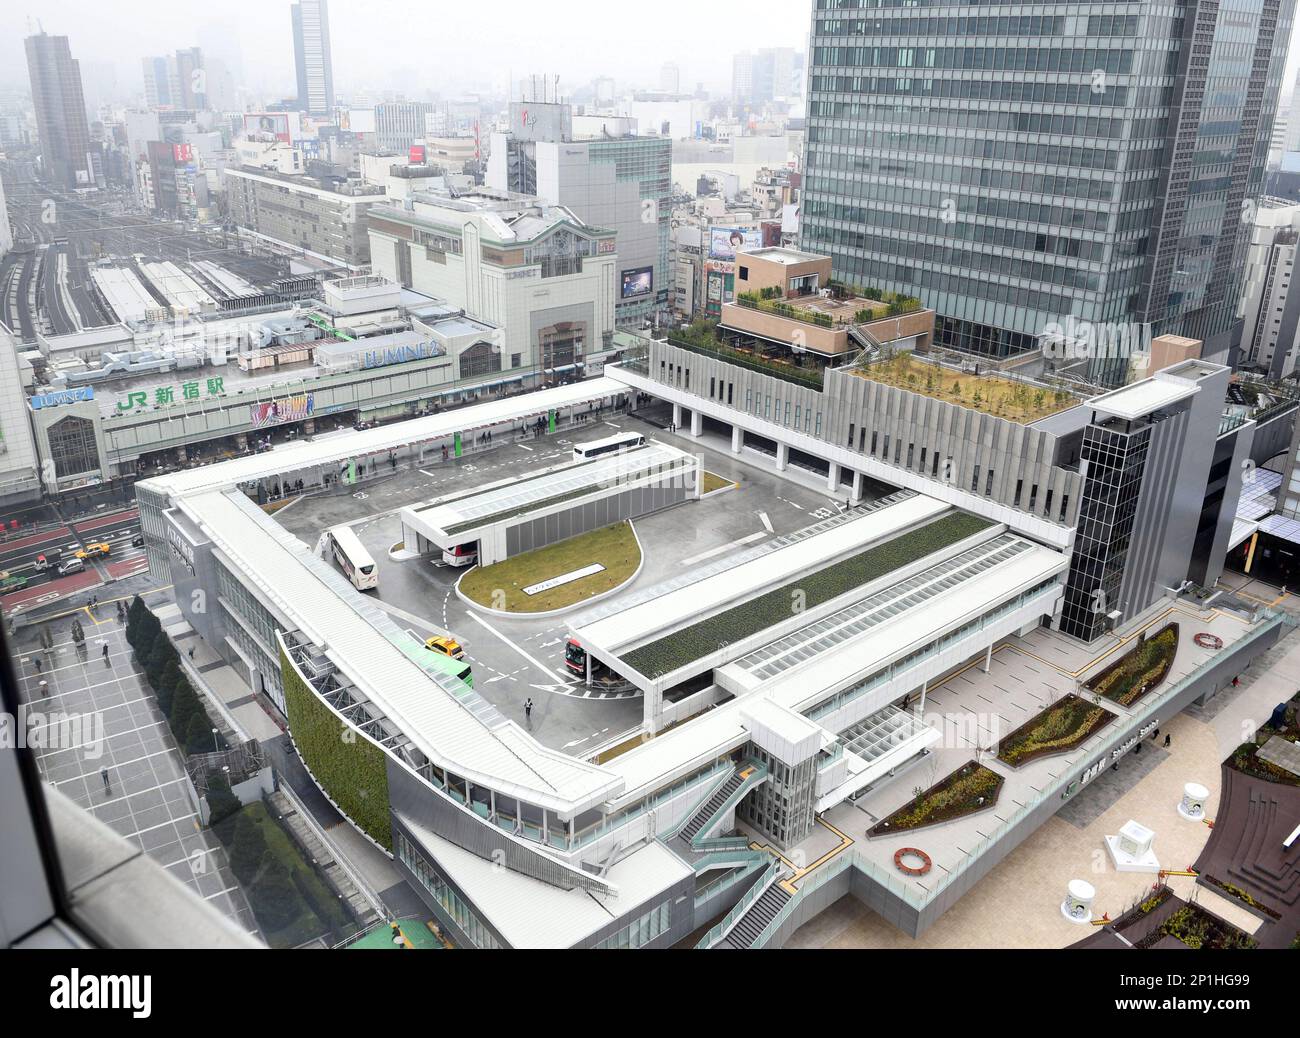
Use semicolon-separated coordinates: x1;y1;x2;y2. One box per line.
917;679;928;719
690;408;702;437
983;644;993;673
776;442;789;472
671;403;682;430
731;424;743;453
827;462;841;492
850;470;865;506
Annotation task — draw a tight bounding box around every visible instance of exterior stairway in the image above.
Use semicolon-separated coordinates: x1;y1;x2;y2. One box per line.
718;881;792;948
679;772;746;843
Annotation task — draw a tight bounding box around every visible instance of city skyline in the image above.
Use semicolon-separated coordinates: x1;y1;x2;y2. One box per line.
0;0;811;101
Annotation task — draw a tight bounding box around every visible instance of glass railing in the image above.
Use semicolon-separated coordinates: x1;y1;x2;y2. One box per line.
694;856;768;906
685;761;769;848
572;758;733;849
695;859;782;949
752;851;855;947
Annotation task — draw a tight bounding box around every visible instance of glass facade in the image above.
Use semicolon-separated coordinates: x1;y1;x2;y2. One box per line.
592;899;673;949
395;830;502;949
802;0;1294;369
45;414;99;479
1059;418;1152;640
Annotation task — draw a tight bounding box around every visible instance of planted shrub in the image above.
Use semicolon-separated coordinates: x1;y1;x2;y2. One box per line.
997;694;1115;767
1085;624;1178;706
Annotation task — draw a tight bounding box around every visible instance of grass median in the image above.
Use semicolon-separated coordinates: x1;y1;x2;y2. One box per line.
459;521;641;613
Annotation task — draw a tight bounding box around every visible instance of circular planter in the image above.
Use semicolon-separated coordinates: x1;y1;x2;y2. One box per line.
893;847;932;876
1193;632;1223;649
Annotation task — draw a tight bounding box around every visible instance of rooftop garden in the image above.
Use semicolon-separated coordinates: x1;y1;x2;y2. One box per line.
853;351;1077;424
1135;902;1258;950
735;285;922;328
996;693;1115;768
868;761;1003;837
1227;690;1300;787
670;318;824;389
1084;624;1179;707
620;510;993;680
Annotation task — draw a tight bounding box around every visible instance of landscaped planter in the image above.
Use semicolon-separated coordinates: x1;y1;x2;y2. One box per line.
996;694;1115;768
1084;623;1179;707
1135;901;1257;950
868;761;1003;837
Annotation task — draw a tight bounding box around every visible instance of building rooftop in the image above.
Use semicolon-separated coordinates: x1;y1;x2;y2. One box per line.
1088;376;1199;421
851;352;1081;424
179;488;623;816
405;442;693;542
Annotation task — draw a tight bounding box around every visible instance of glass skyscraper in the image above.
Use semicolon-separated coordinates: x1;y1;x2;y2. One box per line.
801;0;1295;375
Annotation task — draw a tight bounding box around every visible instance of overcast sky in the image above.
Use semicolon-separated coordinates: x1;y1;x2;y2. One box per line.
3;0;1300;106
0;0;810;100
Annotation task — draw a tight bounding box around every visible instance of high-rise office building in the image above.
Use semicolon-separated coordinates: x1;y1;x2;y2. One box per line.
142;48;207;111
801;2;1296;377
660;62;680;95
733;48;797;105
374;101;434;153
292;0;334;117
0;174;12;257
24;32;95;190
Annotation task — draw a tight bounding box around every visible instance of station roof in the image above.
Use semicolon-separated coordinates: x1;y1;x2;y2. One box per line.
569;492;950;668
398;815;692;948
405;442;694;542
604;529;1067;799
137;377;633;501
180;489;623;815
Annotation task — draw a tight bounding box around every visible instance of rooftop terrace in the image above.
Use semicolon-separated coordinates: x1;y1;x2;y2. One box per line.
852;351;1080;424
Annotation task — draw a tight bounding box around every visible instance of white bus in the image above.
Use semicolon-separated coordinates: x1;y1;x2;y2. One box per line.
327;526;378;590
572;431;645;462
442;542;478;568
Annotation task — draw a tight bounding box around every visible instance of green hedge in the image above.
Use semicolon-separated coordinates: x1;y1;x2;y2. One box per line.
622;512;993;679
280;645;392;850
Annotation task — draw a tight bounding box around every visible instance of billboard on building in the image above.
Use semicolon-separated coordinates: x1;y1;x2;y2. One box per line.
620;266;654;299
172;143;193;164
708;226;762;262
409;144;427;164
243;113;293;143
250;394;314;428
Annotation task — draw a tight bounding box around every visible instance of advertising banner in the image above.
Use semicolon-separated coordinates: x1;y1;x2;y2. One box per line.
708;226;762;261
249;393;314;429
620;266;654;299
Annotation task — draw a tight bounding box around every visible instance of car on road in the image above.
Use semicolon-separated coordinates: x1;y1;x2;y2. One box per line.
425;636;465;660
0;570;28;593
34;550;61;572
131;534;145;547
75;542;111;560
56;558;85;576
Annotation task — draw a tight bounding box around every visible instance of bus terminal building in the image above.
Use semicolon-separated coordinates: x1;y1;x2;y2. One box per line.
134;333;1293;947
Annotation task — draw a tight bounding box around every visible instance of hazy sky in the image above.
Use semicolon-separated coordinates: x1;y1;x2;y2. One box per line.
0;0;810;100
4;0;1300;107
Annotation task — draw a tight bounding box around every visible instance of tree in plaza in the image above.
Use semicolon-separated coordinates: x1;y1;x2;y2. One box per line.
70;617;84;645
126;595;148;646
251;854;301;933
205;774;241;827
184;711;217;756
146;628;175;686
168;679;200;736
228;810;268;884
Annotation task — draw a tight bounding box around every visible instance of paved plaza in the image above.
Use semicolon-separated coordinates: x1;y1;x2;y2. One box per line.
786;589;1300;948
10;604;259;938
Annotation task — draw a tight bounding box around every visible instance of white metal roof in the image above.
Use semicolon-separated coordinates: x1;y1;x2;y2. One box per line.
138;377;632;500
406;442;692;540
399;815;691;947
181;489;623;815
605;534;1066;796
1089;376;1198;420
570;493;950;657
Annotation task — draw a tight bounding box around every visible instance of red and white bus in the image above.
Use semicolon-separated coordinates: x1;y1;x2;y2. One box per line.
442;542;478;568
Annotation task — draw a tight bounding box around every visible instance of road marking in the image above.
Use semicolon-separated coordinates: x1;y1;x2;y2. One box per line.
681;531;768;566
758;510;773;533
465;611;577;685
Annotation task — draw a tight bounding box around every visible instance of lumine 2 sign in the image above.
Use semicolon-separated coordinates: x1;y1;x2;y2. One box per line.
117;377;226;411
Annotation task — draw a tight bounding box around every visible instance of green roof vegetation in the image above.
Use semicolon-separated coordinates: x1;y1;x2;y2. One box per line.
347;920;446;949
621;511;993;680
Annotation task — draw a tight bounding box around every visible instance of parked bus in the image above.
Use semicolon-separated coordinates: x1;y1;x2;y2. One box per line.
442;542;478;568
326;526;378;590
424;647;474;689
572;431;645;462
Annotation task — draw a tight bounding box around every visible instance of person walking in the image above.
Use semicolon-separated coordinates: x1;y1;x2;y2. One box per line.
33;656;41;674
1163;733;1171;749
524;698;533;724
101;643;109;661
100;767;111;794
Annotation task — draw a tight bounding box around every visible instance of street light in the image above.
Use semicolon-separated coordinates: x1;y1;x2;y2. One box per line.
211;727;219;752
